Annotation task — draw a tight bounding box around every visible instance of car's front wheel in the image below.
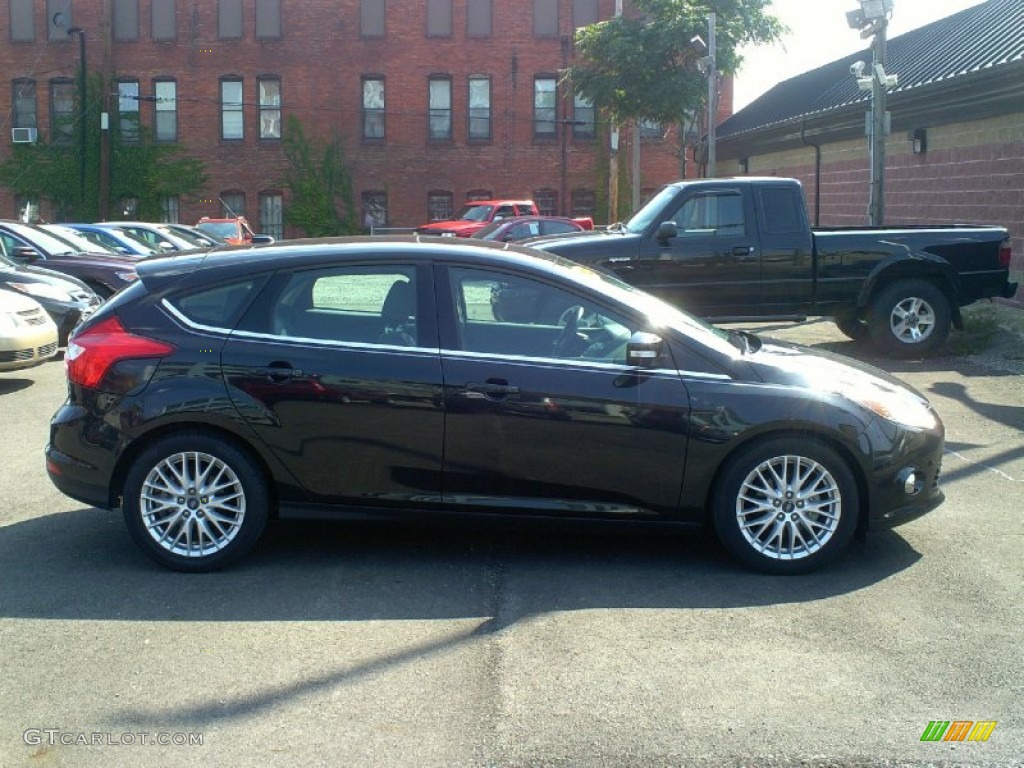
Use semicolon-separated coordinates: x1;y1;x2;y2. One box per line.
122;431;269;571
712;439;859;574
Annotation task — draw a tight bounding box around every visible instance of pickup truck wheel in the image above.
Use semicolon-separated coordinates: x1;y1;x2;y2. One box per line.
833;310;869;341
868;280;951;357
712;439;858;574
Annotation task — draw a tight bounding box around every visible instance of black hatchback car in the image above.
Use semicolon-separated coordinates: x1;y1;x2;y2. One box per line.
46;238;944;574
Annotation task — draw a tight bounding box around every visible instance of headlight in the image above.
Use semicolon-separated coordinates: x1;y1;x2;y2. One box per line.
844;390;937;430
7;281;74;303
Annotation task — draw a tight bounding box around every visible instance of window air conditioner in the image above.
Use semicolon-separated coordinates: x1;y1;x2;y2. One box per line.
11;127;38;144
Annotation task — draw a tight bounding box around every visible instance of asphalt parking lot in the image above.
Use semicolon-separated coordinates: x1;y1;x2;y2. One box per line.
1;311;1022;767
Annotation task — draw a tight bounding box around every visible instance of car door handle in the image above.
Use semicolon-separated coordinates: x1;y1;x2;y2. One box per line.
732;246;755;257
465;380;519;397
256;364;305;383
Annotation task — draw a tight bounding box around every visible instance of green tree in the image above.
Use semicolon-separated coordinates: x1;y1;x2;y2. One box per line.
569;0;784;126
0;74;206;221
280;116;359;237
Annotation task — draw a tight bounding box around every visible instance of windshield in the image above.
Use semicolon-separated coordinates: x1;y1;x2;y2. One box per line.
4;221;80;256
42;225;116;254
473;221;505;239
169;225;221;246
542;252;741;357
197;221;241;239
622;185;680;233
456;204;494;223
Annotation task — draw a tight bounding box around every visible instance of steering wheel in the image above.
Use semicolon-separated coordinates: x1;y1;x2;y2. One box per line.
553;305;586;356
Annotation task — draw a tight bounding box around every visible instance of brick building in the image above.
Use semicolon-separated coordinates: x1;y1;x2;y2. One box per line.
1;0;719;237
716;0;1024;283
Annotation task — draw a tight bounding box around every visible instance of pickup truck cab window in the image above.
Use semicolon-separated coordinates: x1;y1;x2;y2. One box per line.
672;191;746;237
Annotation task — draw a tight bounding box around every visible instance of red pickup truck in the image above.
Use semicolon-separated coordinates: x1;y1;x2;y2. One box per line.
415;199;539;237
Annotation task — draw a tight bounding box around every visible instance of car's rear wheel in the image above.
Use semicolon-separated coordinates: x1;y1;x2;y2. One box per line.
122;432;269;571
713;439;859;574
867;279;951;357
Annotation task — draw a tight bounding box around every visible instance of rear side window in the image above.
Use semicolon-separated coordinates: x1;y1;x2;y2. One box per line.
268;265;420;345
169;279;262;327
759;186;805;234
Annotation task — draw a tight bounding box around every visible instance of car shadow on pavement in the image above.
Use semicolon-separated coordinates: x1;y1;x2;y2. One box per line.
0;507;922;728
0;377;36;396
0;507;921;624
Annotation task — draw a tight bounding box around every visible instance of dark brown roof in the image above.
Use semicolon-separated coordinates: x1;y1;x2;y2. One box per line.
719;0;1024;139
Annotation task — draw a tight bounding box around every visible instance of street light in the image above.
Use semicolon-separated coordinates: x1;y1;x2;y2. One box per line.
67;26;87;215
846;0;895;225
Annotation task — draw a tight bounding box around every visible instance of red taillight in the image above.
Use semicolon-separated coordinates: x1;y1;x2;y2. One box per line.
66;316;176;390
998;240;1012;268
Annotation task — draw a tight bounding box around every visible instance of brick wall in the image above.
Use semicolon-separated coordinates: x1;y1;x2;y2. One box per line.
736;114;1024;287
0;0;694;234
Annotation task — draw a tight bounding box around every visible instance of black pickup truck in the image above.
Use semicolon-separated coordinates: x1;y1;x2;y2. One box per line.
529;178;1017;357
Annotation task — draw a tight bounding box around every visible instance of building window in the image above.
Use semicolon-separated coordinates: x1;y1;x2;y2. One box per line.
467;0;491;37
255;0;281;38
50;79;75;145
468;77;491;141
260;192;284;239
221;192;246;219
361;77;385;140
361;0;385;37
573;93;595;138
113;0;139;40
534;189;557;217
428;191;453;221
427;0;452;37
573;0;599;28
428;77;452;141
533;0;558;37
640;119;663;140
362;191;387;230
154;80;177;141
10;0;35;41
47;0;71;40
218;0;243;39
534;77;556;138
221;79;244;140
117;80;140;141
259;77;281;139
572;189;596;218
13;80;36;129
466;189;492;201
152;0;177;40
161;195;180;223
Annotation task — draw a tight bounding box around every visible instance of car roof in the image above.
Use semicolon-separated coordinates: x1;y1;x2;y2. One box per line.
134;236;578;288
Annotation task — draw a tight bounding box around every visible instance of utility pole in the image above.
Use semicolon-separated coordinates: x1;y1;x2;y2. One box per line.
868;20;888;225
847;0;895;225
67;27;87;216
706;13;717;178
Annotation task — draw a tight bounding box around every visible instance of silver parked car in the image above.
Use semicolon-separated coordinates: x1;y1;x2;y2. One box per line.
0;288;58;372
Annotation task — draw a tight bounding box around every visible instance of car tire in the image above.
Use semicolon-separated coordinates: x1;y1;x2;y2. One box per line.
833;309;869;341
712;438;859;574
122;431;269;572
867;279;951;358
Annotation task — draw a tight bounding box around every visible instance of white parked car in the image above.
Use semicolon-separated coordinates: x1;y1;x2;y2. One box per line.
0;288;59;372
